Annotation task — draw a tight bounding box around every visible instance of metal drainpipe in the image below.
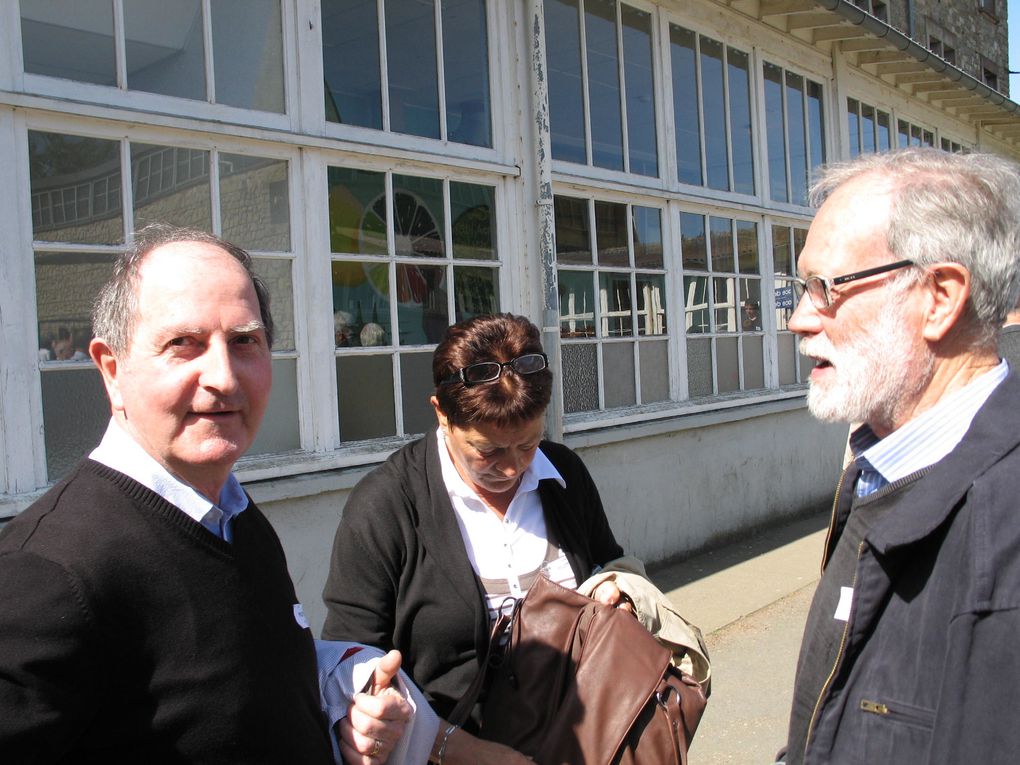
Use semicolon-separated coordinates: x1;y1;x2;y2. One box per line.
817;0;1019;114
527;0;564;442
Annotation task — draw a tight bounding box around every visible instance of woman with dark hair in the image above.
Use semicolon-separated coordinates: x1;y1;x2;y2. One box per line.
322;313;629;765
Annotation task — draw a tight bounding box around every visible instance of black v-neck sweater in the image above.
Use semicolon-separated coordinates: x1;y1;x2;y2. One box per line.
0;459;332;764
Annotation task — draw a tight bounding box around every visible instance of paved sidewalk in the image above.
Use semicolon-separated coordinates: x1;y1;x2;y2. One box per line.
647;511;830;765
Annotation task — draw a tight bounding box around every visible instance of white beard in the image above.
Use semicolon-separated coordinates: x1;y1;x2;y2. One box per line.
799;298;933;431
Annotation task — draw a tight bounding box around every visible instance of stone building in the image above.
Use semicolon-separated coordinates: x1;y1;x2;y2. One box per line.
1;1;1018;631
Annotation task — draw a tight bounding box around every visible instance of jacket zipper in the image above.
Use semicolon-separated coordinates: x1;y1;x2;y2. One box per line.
802;539;864;764
820;465;852;575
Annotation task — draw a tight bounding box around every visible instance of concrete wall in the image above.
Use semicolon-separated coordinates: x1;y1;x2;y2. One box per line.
257;402;847;635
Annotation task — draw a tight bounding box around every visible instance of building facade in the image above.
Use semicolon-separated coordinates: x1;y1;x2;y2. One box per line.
2;0;1017;631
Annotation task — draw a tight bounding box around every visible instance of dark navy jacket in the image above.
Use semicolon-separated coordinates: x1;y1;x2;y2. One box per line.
797;371;1020;764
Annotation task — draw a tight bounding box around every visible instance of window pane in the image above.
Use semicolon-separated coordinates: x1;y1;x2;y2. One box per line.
585;0;624;171
210;0;284;112
322;0;382;128
764;62;787;203
684;275;709;334
546;0;586;163
742;335;764;390
400;352;436;435
716;336;738;392
860;103;876;154
728;47;754;195
632;206;662;268
639;339;669;403
387;0;440;138
337;355;396;441
328;167;387;255
397;263;448;345
636;274;666;335
451;182;496;260
444;0;491;147
670;25;702;186
41;368;109;481
686;338;713;397
877;111;891;151
786;72;808;206
713;276;737;333
392;175;444;258
220;155;290;251
898;119;910;148
847;98;861;158
21;0;116;85
807;80;826;190
332;260;391;347
559;270;596;337
599;272;632;337
736;220;759;274
253;257;295;351
249;358;300;454
603;342;636;408
29;131;123;245
554;196;592;265
454;265;499;321
131;144;211;231
710;216;733;272
740;278;762;331
124;0;205;101
778;332;797;385
562;342;599;412
681;212;707;271
595;201;629;267
35;252;114;361
772;224;792;276
621;4;657;177
701;37;728;191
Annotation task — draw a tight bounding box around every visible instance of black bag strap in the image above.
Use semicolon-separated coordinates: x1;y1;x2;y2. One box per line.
448;604;516;726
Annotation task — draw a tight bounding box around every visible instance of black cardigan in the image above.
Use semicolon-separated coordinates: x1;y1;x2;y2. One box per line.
0;459;333;764
321;431;623;720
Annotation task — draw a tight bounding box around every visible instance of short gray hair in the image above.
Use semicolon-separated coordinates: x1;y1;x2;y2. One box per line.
92;223;274;355
811;147;1020;344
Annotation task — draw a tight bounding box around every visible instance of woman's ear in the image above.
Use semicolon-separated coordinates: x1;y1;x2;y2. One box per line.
430;395;449;430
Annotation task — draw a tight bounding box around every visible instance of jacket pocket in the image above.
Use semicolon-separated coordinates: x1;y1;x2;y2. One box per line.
859;696;935;761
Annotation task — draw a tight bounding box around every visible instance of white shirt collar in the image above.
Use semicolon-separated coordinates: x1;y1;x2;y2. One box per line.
89;418;247;531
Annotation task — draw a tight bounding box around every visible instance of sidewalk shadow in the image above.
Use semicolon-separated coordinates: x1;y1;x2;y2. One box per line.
646;509;829;592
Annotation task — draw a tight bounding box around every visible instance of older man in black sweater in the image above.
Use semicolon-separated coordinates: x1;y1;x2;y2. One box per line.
0;226;407;764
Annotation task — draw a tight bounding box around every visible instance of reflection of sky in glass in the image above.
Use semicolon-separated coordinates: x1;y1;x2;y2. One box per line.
585;0;623;171
546;0;586;164
386;1;439;138
622;5;657;177
671;26;702;186
701;37;729;191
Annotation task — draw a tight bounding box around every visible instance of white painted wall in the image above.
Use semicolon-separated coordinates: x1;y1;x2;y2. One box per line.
257;402;847;635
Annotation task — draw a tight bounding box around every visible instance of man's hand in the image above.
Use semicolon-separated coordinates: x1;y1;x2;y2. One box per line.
336;650;411;764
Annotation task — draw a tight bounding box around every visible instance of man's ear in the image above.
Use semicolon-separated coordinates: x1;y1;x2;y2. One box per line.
921;263;970;343
90;338;124;413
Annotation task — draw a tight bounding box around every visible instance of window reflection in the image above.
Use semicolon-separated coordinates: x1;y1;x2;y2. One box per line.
701;37;729;191
622;5;657;176
599;272;633;337
323;0;383;129
444;0;491;147
125;0;205;101
546;0;586;164
387;0;440;139
21;0;116;85
558;271;596;337
585;0;624;171
131;143;211;232
671;26;702;186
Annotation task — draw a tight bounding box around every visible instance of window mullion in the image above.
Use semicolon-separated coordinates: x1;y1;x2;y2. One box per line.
378;0;391;132
113;0;127;90
435;0;448;140
201;0;215;104
577;0;594;167
615;2;630;174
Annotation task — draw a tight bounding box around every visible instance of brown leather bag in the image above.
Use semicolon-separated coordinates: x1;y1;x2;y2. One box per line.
452;575;708;765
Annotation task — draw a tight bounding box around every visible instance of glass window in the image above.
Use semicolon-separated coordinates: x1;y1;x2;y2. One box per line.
680;212;764;396
329;167;500;441
764;61;824;206
21;0;284;113
670;25;755;195
772;223;812;386
322;0;492;147
28;130;298;482
847;98;892;158
556;197;668;412
546;0;659;176
897;117;936;148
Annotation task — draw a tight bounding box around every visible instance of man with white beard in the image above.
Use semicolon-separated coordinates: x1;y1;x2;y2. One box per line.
775;148;1020;765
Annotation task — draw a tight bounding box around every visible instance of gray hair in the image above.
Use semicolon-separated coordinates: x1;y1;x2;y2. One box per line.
810;147;1020;345
92;223;274;355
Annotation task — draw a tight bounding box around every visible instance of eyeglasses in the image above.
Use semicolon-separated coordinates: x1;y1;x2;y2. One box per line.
441;353;548;387
791;259;915;310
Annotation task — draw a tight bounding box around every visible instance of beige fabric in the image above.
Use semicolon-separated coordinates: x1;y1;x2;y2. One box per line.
577;556;711;688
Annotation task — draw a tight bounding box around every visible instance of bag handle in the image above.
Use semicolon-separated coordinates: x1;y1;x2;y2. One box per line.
448;604;515;726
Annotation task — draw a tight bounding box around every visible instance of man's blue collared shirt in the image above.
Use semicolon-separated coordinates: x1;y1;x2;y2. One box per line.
89;418;248;540
850;361;1009;497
